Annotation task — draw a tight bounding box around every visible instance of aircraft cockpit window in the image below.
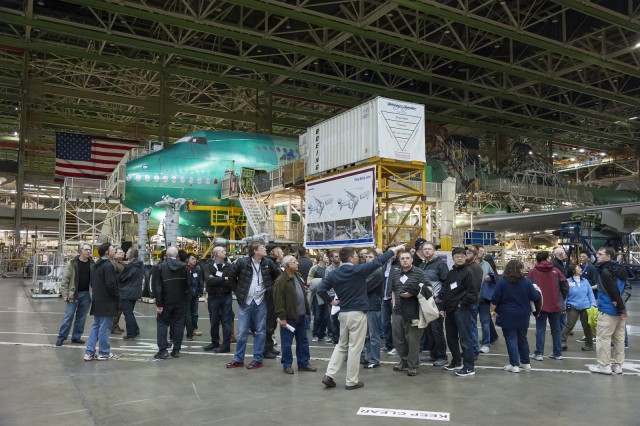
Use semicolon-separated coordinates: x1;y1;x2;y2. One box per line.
175;136;207;144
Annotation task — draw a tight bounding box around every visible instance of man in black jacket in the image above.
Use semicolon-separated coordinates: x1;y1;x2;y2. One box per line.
184;253;204;340
119;248;144;340
437;247;478;377
391;251;427;376
297;246;314;283
203;246;234;353
264;243;284;358
154;246;189;359
84;243;119;361
226;241;280;370
363;250;384;369
418;242;450;367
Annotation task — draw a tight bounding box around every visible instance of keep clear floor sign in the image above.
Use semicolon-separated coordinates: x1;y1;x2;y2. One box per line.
357;407;450;421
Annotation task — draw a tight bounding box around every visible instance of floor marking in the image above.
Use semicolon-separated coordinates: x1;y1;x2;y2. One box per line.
51;409;88;416
192;383;202;401
357;407;450;421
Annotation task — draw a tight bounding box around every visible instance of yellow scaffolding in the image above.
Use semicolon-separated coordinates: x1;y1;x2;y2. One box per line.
185;202;247;243
306;158;426;249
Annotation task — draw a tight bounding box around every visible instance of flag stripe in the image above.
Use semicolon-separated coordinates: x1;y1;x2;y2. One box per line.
55;132;138;182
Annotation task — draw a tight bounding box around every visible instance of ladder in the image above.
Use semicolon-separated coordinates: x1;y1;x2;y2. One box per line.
238;180;271;236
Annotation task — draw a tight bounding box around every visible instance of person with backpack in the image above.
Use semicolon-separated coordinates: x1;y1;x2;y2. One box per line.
590;247;630;375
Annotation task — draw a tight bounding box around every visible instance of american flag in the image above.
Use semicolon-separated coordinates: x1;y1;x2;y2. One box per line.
54;132;139;182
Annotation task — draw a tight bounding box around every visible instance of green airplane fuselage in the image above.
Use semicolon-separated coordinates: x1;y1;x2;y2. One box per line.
123;130;300;236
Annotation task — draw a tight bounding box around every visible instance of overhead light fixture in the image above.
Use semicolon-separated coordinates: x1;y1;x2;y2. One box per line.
629;116;639;120
578;148;585;153
552;153;557;157
571;157;576;161
600;152;606;156
528;151;533;155
635;42;640;49
37;0;44;5
13;131;18;136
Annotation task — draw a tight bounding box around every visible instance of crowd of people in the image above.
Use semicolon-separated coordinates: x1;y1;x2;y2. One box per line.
54;238;631;384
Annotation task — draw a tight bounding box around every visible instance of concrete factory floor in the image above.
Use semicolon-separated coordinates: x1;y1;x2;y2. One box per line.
1;277;639;426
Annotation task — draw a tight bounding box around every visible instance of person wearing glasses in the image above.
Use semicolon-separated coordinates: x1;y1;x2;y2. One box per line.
273;256;317;375
55;243;94;347
437;247;479;377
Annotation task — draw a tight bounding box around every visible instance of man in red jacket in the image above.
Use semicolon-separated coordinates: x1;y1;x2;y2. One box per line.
527;251;569;361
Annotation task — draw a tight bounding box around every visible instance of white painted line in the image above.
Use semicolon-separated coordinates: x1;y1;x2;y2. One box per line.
51;409;87;416
112;396;169;406
357;407;450;421
192;383;202;401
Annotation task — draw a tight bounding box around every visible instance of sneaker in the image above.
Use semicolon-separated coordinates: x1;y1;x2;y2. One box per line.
455;367;475;377
444;362;462;371
122;336;136;341
504;364;520;373
549;354;563;360
581;346;594;351
154;350;170;360
432;358;448;367
203;343;220;351
226;360;245;368
520;363;531;371
312;337;319;343
577;336;586;343
387;348;398;356
170;351;180;358
96;353;118;361
364;363;379;369
322;375;336;388
533;354;543;361
71;338;85;344
55;338;64;346
83;353;95;361
479;345;490;354
589;364;612;375
612;364;623;374
407;368;418;376
246;360;263;369
393;361;409;372
324;337;333;344
212;346;230;353
193;330;202;336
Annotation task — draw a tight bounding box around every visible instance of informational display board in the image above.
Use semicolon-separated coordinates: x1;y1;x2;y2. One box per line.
304;166;376;249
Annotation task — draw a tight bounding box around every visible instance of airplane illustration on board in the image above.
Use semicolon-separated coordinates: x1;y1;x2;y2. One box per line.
308;196;333;218
337;190;371;214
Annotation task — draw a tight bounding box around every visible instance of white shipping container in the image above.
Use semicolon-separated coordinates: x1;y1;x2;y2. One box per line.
306;97;425;176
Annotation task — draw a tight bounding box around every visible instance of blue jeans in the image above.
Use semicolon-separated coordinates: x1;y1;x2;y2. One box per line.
469;303;479;354
535;311;563;357
234;300;267;363
279;315;311;369
85;315;112;355
503;328;530;366
57;291;91;340
445;308;474;370
478;300;499;346
121;299;139;338
365;311;381;365
208;294;234;348
381;298;394;350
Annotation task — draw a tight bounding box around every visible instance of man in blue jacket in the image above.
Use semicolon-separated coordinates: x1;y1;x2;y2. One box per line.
590;247;629;375
318;244;403;390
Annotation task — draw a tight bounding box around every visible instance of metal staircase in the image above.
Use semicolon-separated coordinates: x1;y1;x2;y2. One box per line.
426;126;478;193
238;180;271;236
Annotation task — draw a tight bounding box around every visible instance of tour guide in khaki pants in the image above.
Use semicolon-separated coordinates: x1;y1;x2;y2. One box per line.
318;245;404;390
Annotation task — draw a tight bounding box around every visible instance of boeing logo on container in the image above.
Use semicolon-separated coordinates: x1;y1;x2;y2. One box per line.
387;102;417;113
